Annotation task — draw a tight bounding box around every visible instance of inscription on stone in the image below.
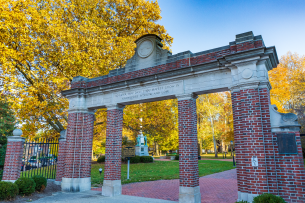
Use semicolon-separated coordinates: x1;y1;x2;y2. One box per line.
114;82;182;103
277;133;297;154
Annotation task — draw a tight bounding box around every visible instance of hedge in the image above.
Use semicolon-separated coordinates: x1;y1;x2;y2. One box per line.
97;156;105;163
0;181;19;200
15;177;36;195
139;156;153;163
32;175;47;192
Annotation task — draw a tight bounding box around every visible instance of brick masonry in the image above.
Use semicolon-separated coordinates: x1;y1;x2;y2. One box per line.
232;87;305;202
63;112;94;179
55;139;66;182
70;40;264;89
2;140;24;181
104;108;124;181
231;91;247;193
271;131;305;203
231;88;270;195
178;98;199;187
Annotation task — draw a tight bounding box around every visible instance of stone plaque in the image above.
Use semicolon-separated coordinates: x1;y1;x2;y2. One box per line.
251;156;258;167
122;146;135;158
277;133;297;154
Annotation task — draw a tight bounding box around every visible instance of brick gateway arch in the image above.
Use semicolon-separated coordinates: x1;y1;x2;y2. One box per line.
54;32;305;203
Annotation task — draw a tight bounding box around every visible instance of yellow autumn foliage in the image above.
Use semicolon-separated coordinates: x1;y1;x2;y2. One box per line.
269;52;305;133
0;0;173;138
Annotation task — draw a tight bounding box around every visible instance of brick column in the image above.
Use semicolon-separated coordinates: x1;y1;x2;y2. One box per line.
55;130;66;185
177;94;201;203
61;111;94;192
231;87;271;202
231;90;248;197
102;104;124;197
269;105;305;203
2;129;25;183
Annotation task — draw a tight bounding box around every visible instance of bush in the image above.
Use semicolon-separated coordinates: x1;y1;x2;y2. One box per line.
253;193;286;203
140;156;153;163
0;136;7;171
97;156;105;163
130;156;140;163
15;177;36;195
175;154;179;160
0;181;19;200
235;201;248;203
32;175;47;192
0;170;3;181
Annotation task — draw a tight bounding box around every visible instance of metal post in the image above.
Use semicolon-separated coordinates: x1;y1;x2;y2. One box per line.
127;157;130;180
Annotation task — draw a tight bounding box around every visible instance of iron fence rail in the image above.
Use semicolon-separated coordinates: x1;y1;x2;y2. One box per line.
20;138;58;179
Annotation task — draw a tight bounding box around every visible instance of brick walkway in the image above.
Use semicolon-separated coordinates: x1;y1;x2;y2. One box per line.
92;169;238;203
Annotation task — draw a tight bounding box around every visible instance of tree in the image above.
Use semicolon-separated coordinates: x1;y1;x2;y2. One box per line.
123;99;178;156
0;0;173;138
0;97;16;179
197;92;234;157
269;52;305;133
197;93;223;157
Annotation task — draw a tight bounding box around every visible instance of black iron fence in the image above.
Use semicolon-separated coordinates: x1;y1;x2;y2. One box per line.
20;138;58;179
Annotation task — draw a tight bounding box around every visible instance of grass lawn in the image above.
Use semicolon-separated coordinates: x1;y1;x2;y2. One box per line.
200;153;233;159
91;160;235;187
20;166;57;179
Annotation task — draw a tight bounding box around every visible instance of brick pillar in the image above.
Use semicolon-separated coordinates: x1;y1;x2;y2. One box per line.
2;129;25;183
177;94;201;203
102;104;124;197
269;105;305;202
231;91;248;197
61;111;94;192
55;130;66;185
232;87;271;202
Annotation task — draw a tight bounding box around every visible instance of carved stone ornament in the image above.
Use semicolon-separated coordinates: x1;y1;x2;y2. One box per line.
138;39;154;58
241;68;253;79
282;113;298;122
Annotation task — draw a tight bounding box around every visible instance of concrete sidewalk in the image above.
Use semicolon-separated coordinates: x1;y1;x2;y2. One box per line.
32;190;176;203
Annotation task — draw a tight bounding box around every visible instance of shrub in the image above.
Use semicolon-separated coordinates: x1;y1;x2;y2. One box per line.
97;156;105;163
130;156;140;163
140;156;153;163
0;170;3;181
175;154;179;160
32;175;47;192
235;201;248;203
0;181;19;200
15;177;36;195
253;193;286;203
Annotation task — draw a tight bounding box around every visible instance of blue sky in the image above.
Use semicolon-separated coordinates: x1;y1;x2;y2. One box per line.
157;0;305;58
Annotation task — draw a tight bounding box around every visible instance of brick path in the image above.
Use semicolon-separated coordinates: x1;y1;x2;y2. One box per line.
92;169;238;203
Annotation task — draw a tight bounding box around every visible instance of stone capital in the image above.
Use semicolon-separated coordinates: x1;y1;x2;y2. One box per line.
7;136;25;143
176;93;198;101
106;104;125;111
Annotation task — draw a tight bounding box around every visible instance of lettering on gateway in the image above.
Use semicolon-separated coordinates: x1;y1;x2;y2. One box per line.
114;83;180;102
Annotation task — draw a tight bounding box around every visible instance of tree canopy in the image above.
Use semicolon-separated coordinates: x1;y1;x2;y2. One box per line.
269;52;305;133
0;0;173;138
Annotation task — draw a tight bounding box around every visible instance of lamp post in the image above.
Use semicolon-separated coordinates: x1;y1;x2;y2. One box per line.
99;168;103;175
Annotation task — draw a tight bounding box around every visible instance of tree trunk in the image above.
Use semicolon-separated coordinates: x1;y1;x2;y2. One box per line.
199;139;202;156
155;142;159;156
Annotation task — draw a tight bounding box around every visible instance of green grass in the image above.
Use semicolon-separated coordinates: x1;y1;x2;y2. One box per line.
20;166;57;179
200;153;233;159
91;160;234;187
